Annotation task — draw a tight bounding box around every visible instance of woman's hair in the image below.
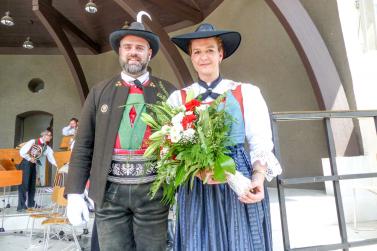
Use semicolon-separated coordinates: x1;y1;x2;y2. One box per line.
188;36;223;55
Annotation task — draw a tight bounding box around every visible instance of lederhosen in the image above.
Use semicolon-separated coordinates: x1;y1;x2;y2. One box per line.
17;139;47;210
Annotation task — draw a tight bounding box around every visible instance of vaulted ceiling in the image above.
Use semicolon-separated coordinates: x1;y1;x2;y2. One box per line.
0;0;223;55
0;0;223;102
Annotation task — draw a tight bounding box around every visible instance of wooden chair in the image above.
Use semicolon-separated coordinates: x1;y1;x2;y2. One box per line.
41;187;81;251
54;151;72;169
0;158;17;170
53;151;71;186
26;157;67;241
0;148;22;165
28;186;63;247
59;136;74;150
0;159;22;187
0;158;23;232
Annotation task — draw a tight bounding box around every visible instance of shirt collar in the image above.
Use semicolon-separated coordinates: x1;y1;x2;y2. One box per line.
197;75;222;90
121;71;150;85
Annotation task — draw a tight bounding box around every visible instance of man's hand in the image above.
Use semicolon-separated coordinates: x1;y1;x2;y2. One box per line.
67;193;89;226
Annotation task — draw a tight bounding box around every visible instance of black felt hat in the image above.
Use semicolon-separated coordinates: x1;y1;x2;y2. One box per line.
109;21;160;58
171;23;241;59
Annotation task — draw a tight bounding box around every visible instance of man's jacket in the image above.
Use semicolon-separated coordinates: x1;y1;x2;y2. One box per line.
64;74;176;206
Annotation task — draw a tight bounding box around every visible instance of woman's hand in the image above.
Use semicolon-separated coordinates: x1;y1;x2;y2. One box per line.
238;172;265;203
195;169;225;185
239;161;267;204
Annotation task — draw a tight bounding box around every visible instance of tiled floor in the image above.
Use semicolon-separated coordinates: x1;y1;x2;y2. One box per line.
0;188;376;250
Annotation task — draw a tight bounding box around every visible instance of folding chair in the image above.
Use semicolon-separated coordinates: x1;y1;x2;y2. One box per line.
27;163;66;245
42;186;81;251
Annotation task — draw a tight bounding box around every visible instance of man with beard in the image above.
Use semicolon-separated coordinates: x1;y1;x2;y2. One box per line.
64;13;176;251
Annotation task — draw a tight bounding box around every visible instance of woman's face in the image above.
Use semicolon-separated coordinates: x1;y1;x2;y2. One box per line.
190;37;223;81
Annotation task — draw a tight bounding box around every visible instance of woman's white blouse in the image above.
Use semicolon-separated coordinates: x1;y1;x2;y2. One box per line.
167;79;282;181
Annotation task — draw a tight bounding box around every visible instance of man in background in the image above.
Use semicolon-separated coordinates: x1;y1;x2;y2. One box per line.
62;117;78;136
17;128;57;212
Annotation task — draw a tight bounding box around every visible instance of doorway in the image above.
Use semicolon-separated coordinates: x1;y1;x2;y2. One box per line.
14;111;53;186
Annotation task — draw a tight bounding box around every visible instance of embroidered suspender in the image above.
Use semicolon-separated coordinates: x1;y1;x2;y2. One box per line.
231;85;244;118
180;90;187;104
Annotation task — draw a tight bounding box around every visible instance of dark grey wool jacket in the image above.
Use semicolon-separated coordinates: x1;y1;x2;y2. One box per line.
64;74;176;206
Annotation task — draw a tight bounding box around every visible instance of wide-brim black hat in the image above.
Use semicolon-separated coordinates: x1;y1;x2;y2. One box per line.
109;22;160;58
171;23;241;59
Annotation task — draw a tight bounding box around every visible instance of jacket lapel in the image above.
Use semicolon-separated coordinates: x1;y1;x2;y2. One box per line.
143;80;158;104
103;79;129;158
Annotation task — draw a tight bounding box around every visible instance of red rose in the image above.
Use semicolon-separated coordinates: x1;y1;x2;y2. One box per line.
185;99;201;111
182;114;197;129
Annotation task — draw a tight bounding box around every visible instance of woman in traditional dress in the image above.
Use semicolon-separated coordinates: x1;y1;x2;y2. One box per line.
167;23;282;250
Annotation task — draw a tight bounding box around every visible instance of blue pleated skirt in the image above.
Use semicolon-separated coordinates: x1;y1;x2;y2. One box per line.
174;144;273;251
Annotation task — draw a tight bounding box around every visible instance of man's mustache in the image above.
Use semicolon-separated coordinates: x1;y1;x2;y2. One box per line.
127;54;141;61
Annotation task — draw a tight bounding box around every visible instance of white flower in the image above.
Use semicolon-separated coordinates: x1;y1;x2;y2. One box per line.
195;104;209;112
182;128;196;141
161;125;171;134
179;105;186;112
169;124;183;143
171;112;184;126
160;147;169;158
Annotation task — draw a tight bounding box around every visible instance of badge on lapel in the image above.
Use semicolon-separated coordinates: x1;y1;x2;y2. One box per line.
101;104;109;113
149;81;156;88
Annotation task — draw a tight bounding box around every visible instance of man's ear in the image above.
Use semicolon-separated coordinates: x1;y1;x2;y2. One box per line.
148;48;152;60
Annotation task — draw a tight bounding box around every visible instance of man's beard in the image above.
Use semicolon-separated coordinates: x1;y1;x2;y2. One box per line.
120;55;149;75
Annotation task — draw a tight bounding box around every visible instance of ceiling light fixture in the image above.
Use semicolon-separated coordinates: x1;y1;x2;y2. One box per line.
1;11;14;26
23;37;34;49
85;0;98;14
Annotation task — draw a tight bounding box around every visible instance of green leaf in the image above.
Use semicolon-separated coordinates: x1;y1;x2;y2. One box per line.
213;154;236;182
141;113;159;129
143;141;161;157
185;89;196;102
149;130;165;140
174;165;186;186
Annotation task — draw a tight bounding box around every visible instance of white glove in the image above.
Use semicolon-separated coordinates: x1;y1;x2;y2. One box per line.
226;171;252;197
84;189;95;211
67;193;89;226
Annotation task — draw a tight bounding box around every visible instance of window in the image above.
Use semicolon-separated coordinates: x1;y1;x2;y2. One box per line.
28;78;45;93
358;0;377;52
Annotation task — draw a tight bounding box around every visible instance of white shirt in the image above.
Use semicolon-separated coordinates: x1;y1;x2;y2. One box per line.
121;71;150;85
19;138;57;167
62;126;76;136
167;79;282;181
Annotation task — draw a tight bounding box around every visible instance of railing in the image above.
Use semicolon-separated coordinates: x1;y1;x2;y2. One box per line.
271;110;377;251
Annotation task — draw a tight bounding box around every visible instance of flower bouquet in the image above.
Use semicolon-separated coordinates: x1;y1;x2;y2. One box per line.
142;91;251;204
